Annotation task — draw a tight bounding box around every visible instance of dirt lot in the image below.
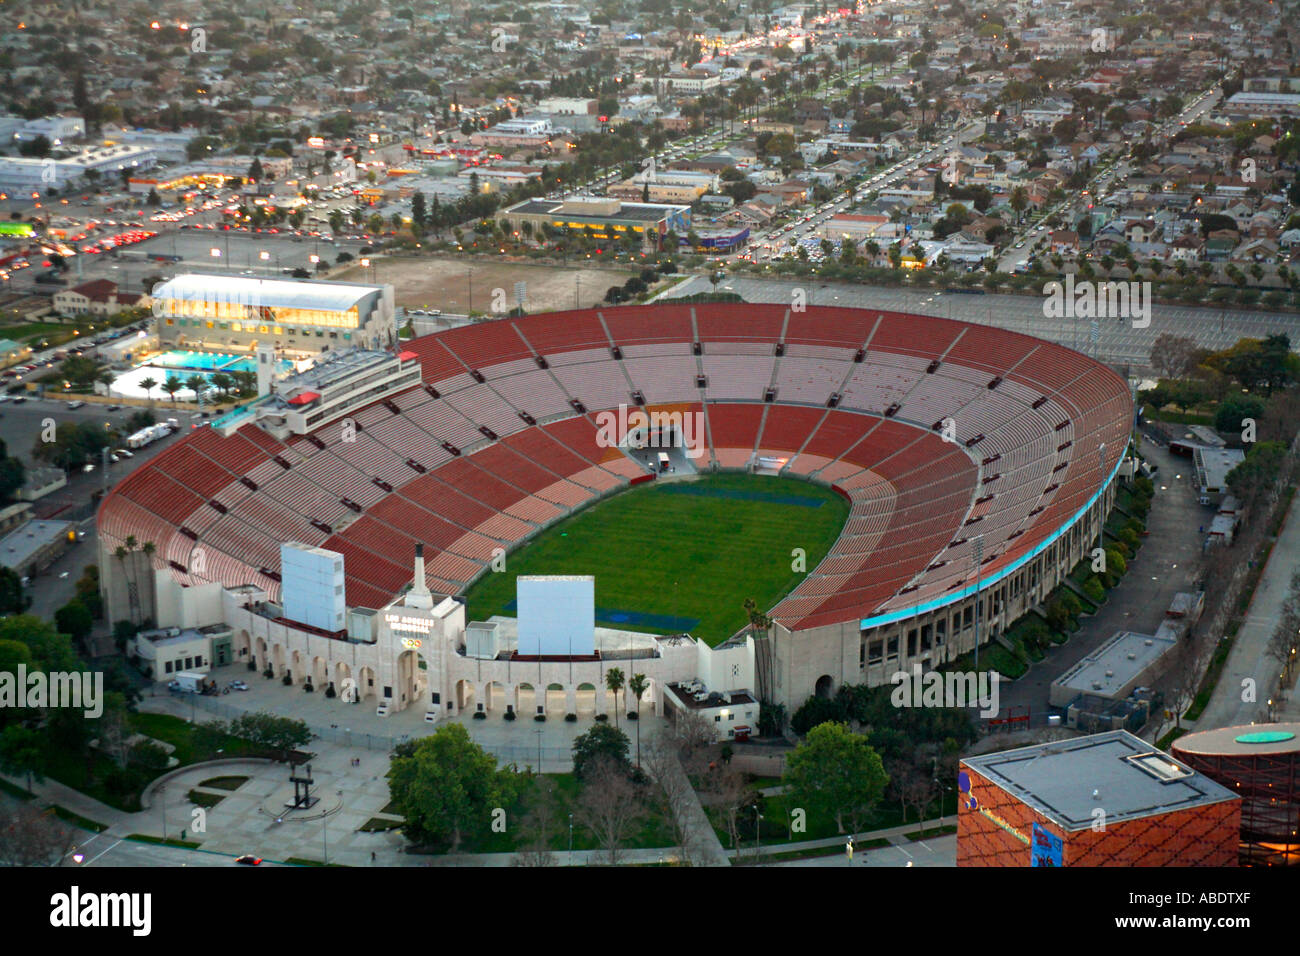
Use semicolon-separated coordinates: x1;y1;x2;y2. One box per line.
331;255;645;314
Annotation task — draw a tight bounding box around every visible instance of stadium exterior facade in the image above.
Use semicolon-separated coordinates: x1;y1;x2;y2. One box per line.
98;304;1132;718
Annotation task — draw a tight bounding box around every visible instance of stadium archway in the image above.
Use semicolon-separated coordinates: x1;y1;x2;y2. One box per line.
485;681;507;713
334;661;353;699
516;682;537;717
575;682;598;715
396;650;420;709
357;665;377;702
456;679;477;715
815;674;834;699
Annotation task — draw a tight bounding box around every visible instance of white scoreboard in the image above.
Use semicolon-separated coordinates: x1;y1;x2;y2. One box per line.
517;575;595;656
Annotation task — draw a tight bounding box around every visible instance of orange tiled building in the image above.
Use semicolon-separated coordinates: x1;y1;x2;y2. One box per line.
957;730;1240;867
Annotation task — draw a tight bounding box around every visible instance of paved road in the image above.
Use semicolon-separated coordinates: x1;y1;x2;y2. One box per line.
996;439;1205;724
657;274;1299;369
759;834;956;868
1195;485;1300;730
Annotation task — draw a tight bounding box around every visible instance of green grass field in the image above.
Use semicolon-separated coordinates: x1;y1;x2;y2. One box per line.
463;473;849;645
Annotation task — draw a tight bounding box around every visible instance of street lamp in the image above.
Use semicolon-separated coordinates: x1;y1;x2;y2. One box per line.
568;813;574;867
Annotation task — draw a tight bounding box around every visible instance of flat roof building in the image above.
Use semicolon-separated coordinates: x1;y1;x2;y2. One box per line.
1194;447;1245;504
0;518;75;574
1049;629;1179;707
151;273;396;355
496;197;691;250
958;730;1241;866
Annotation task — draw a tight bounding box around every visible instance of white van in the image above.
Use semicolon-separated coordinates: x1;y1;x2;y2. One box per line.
657;452;670;472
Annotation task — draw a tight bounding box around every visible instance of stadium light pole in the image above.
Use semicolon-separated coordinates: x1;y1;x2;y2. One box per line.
972;536;983;673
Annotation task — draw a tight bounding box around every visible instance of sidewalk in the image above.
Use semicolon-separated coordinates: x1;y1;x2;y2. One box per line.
723;815;954;860
1194;491;1299;730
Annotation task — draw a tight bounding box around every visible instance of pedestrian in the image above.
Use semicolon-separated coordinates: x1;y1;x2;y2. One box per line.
371;851;376;862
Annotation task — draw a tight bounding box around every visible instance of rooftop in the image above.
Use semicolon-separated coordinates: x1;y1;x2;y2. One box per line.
1051;629;1178;700
1173;722;1300;758
0;519;73;569
153;273;385;314
962;730;1239;831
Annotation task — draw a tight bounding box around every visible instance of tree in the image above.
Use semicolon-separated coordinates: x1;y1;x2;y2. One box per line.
53;600;93;646
139;376;157;405
627;673;648;766
0;804;76;866
783;722;888;834
162;375;183;406
387;724;520;852
605;667;625;730
571;722;630;780
0;724;44;791
1215;396;1265;436
512;777;559;867
227;711;312;762
0;567;25;614
574;755;647;866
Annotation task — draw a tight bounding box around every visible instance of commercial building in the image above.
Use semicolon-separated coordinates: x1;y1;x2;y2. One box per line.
958;730;1241;866
0;519;76;574
496;197;691;250
1193;446;1245;505
0;144;156;193
151;273;396;355
1049;630;1179;708
469;117;556;149
1173;723;1300;865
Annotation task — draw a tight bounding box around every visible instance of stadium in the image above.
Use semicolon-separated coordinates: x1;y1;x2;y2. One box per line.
97;303;1133;721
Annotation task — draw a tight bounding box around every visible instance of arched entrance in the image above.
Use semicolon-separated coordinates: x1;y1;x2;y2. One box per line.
455;679;477;714
310;656;327;691
575;682;597;715
254;637;267;672
333;661;353;700
396;650;419;710
515;683;536;718
357;665;377;702
545;683;565;715
815;674;834;698
235;630;251;665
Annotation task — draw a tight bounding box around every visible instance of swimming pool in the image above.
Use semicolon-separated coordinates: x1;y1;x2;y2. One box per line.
151;350;288;375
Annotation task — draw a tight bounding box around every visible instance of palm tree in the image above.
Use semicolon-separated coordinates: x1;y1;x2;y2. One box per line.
605;667;625;731
162;375;183;406
97;369;115;396
209;371;233;401
628;673;648;767
139;376;157;405
185;373;206;403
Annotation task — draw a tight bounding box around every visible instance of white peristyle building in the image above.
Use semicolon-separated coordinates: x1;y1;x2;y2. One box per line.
142;542;758;737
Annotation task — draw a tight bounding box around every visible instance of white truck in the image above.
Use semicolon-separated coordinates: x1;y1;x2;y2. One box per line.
125;422;174;449
168;670;215;694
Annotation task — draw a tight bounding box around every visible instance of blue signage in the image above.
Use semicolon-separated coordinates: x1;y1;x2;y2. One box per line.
1030;823;1062;867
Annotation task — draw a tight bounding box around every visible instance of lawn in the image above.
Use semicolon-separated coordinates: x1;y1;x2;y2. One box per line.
463;473;850;645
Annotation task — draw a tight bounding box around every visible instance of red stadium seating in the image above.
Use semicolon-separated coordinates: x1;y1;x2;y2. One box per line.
98;305;1131;636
